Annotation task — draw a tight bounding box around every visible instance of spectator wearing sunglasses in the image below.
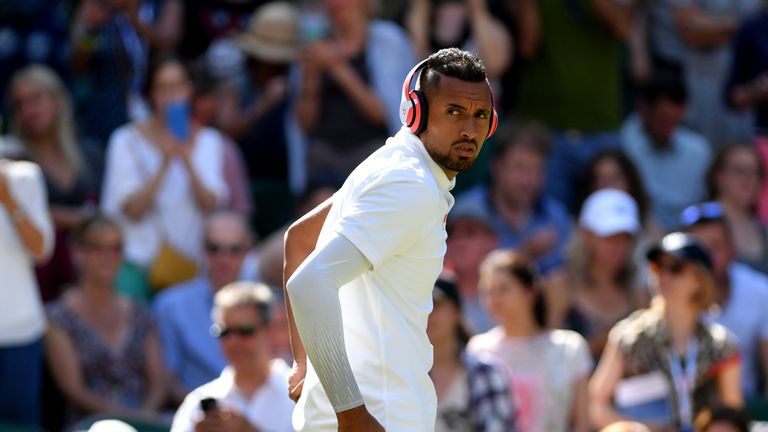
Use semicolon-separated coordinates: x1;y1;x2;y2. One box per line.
171;281;294;432
680;201;768;399
590;233;742;431
153;211;254;404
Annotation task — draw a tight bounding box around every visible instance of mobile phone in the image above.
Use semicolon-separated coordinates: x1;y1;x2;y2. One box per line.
200;397;218;413
164;100;190;142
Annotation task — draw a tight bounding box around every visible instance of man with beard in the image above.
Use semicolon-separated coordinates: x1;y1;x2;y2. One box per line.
452;121;572;275
283;48;497;431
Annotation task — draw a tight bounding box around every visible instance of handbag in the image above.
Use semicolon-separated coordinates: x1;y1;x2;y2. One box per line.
128;126;198;292
148;241;198;292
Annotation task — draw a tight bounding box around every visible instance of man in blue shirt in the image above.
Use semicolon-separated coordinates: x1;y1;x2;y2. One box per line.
154;211;254;403
453;122;572;274
622;73;712;230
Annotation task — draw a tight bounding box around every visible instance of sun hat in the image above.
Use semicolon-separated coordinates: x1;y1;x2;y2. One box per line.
236;2;300;63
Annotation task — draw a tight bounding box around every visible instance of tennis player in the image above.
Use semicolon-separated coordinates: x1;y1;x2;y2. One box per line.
284;47;498;431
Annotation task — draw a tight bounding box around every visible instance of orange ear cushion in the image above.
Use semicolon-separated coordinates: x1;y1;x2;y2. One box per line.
487;109;499;139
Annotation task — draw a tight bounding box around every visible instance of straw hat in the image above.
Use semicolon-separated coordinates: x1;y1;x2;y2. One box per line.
237;2;300;63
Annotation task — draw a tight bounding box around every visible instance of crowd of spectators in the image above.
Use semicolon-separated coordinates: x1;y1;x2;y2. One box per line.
2;0;768;431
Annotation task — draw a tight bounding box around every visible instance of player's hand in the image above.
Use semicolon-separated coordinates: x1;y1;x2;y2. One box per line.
288;360;306;402
337;405;384;432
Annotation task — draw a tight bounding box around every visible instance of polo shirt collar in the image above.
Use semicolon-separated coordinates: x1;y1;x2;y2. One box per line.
396;127;456;192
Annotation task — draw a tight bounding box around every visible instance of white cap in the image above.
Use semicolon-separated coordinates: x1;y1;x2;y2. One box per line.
88;420;138;432
579;189;640;236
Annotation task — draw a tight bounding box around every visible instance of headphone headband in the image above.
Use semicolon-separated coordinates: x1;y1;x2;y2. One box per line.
399;58;498;139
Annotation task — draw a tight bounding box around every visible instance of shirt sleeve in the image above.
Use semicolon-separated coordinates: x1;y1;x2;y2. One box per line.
190;130;228;206
152;295;183;376
335;175;439;269
286;233;372;412
570;332;594;380
170;390;203;432
100;127;145;218
11;162;54;259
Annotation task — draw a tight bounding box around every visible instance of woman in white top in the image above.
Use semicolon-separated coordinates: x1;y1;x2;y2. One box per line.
468;249;592;432
0;155;53;425
101;57;227;296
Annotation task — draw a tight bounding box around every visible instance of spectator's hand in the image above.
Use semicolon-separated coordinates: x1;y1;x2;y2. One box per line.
195;408;258;432
337;405;384;432
520;227;558;258
75;0;113;31
303;41;344;71
252;76;289;118
288;360;306;402
467;0;489;16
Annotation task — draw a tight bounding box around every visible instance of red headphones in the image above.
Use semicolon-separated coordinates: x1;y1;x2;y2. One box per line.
399;58;498;139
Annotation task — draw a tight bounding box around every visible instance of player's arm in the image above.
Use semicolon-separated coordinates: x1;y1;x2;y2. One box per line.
286;233;382;429
283;198;333;373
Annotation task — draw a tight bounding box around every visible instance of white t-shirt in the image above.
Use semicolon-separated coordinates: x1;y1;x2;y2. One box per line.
171;360;294;432
707;262;768;397
101;125;228;267
0;160;53;345
468;328;592;432
293;127;456;432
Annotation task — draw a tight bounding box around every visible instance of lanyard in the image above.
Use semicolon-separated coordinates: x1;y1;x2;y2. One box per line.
668;340;698;428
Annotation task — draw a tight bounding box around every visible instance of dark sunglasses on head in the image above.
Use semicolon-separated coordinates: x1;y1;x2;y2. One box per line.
205;241;247;255
209;323;260;339
679;201;723;227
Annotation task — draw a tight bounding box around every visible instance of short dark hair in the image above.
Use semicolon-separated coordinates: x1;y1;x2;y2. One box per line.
72;213;121;246
420;48;487;97
637;71;688;105
493;120;552;161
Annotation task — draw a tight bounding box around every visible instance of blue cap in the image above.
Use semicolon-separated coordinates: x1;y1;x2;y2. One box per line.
646;232;712;270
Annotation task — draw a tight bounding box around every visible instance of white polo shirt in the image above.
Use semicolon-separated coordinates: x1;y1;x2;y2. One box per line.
171;360;295;432
293;127;455;431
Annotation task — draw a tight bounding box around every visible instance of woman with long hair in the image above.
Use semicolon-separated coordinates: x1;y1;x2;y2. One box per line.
469;250;592;432
101;57;227;298
707;144;768;272
590;233;743;431
9;64;102;302
428;275;515;431
560;189;648;359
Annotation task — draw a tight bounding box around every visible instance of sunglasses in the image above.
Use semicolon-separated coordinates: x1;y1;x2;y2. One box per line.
679;202;723;227
82;243;123;254
205;241;247;255
653;260;686;275
209;324;260;339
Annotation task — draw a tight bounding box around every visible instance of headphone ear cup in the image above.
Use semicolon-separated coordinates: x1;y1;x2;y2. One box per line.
487;108;499;139
411;89;428;135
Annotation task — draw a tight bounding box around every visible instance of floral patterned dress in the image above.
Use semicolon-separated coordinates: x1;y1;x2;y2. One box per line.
46;298;155;424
